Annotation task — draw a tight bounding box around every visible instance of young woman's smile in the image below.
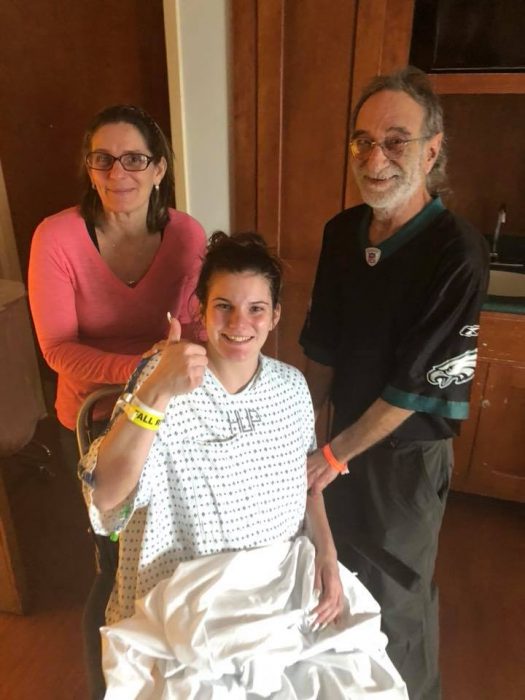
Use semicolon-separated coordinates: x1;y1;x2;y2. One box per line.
204;270;281;372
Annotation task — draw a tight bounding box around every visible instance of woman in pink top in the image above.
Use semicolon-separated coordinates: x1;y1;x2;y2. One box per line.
28;104;206;700
29;105;205;434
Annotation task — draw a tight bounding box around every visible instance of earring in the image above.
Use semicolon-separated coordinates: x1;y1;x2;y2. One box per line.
91;182;96;190
154;184;160;192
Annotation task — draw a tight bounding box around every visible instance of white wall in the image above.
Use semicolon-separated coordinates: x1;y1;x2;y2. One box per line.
163;0;231;236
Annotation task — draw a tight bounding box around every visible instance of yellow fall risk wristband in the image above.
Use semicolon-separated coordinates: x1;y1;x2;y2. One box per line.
120;401;163;431
321;443;348;474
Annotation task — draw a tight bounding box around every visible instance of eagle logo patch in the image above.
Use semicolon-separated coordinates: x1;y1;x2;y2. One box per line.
427;349;478;388
459;325;480;337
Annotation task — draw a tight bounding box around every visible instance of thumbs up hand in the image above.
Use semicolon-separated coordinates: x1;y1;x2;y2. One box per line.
141;315;208;401
167;314;182;343
140;315;186;359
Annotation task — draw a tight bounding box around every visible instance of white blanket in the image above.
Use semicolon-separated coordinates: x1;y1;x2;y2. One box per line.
102;537;408;699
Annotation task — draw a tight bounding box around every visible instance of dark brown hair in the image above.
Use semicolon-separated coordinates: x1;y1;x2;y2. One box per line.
195;231;283;309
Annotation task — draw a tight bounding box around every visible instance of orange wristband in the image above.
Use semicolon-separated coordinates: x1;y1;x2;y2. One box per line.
321;444;348;474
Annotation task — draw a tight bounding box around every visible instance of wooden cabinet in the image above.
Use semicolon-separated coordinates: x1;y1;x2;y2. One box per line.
420;11;525;503
452;311;525;502
428;73;525;95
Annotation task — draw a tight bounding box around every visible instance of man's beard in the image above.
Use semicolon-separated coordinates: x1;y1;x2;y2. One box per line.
352;159;424;212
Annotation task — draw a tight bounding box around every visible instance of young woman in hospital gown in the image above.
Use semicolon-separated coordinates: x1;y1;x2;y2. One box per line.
80;232;408;699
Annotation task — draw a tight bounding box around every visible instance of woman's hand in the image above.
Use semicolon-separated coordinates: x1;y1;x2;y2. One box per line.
304;492;344;628
310;552;344;628
92;318;206;512
141;317;208;401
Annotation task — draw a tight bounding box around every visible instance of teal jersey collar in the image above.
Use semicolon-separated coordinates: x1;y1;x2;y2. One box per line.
358;197;445;263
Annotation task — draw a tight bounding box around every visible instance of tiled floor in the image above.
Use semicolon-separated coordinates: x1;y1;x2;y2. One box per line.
0;416;523;700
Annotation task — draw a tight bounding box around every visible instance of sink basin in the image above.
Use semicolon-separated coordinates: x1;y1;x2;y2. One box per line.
487;270;525;297
490;262;524;272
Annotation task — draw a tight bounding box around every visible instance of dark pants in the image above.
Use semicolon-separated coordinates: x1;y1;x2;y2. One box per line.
60;423;117;700
324;437;453;700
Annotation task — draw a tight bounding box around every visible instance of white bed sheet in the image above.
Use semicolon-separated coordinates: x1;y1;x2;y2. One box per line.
102;536;408;699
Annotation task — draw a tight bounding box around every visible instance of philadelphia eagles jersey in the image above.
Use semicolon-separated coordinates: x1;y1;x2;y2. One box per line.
300;197;489;440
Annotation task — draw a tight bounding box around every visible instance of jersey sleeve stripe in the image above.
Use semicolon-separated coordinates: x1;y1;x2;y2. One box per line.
382;385;470;419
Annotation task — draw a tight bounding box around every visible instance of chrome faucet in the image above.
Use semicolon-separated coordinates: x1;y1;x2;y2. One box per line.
491;204;506;259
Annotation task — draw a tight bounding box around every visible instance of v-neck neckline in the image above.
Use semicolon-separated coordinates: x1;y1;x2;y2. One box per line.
83;219;164;291
358;197;445;263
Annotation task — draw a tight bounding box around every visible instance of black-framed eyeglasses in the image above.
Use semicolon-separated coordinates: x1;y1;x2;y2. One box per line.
86;151;154;172
349;136;429;161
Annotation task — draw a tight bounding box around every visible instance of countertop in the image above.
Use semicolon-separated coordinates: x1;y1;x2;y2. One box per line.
483;296;525;315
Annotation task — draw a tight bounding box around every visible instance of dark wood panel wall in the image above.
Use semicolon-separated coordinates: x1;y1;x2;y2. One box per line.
440;94;525;237
346;0;414;206
0;0;171;279
231;0;413;369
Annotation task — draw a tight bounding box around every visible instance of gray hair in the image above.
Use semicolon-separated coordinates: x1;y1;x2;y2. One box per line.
351;66;447;195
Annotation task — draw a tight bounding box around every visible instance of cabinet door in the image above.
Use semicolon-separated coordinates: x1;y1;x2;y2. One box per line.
452;359;489;489
465;363;525;502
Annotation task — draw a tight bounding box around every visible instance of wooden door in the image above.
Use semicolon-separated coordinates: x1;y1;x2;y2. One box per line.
0;0;170;280
231;0;414;375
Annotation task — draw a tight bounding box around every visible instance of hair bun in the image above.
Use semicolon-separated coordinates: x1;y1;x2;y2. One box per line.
208;231;269;252
196;230;283;308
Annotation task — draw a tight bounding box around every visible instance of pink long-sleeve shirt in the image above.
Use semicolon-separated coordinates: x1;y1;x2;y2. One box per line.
28;207;206;429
